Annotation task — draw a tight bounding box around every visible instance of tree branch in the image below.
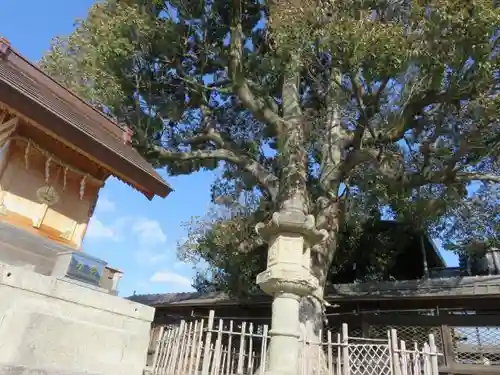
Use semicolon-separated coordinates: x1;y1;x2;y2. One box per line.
155;146;239;163
376;79;492;147
133;104;280;200
361;90;461;148
228;0;285;132
176;74;232;94
404;169;500;187
455;172;500;183
183;130;224;148
154;142;279;200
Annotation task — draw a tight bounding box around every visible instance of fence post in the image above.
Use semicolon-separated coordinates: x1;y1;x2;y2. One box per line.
194;319;205;375
342;323;349;375
247;323;254;375
336;334;341;375
159;327;175;373
168;320;186;374
413;342;420;375
201;311;215;375
151;326;164;374
237;321;247;374
260;325;269;375
390;329;402;375
179;321;192;373
423;343;431;375
227;320;234;375
400;340;408;375
327;331;333;375
187;320;199;375
428;334;439;375
213;319;224;375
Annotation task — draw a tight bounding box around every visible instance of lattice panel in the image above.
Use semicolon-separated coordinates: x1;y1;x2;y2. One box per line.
452;326;500;366
348;344;392;375
151;313;442;375
368;325;444;365
325;326;362;339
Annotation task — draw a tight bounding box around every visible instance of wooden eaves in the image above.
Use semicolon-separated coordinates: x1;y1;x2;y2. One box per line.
0;38;173;200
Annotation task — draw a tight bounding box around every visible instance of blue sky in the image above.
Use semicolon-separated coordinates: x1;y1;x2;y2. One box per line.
0;0;212;296
0;0;458;297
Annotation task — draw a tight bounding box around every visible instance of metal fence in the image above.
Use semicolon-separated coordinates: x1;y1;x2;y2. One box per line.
147;310;441;375
349;320;500;368
451;326;500;366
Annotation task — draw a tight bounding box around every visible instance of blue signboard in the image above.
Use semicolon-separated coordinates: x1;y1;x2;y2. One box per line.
67;252;107;286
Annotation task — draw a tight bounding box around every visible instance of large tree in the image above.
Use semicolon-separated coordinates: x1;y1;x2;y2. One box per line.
42;0;499;344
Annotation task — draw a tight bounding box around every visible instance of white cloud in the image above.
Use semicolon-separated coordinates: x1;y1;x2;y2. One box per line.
96;196;116;214
136;249;169;265
132;217;167;245
150;271;192;287
85;215;168;250
86;218;119;241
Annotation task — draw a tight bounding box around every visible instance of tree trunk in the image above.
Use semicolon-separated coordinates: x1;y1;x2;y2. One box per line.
298;296;329;375
275;55;310;216
254;52;339;375
254;296;329;375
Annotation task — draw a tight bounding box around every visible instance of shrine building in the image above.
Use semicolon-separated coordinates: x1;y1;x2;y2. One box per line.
0;37;172;294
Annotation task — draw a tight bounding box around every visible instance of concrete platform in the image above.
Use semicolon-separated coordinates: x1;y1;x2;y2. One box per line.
0;263;154;375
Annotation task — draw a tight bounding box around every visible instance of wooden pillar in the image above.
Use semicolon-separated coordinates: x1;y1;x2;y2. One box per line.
441;325;456;370
361;319;370;338
420;233;429;279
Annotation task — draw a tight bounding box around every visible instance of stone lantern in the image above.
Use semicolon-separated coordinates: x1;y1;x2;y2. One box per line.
256;210;327;375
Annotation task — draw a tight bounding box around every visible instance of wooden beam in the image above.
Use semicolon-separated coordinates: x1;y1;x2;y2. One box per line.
328;276;500;301
362;313;500;327
0;114;16;127
440;364;500;375
0;116;18;144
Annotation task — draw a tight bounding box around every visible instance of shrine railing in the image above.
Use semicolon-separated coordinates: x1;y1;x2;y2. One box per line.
146;310;441;375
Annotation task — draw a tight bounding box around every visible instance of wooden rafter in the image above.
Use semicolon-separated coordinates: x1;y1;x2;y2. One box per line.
0;109;18;144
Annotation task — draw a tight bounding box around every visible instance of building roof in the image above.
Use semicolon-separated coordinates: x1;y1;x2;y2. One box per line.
129;275;500;308
0;38;172;200
128;291;237;306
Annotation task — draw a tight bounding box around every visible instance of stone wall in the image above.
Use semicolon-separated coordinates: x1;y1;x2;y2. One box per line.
0;263;153;375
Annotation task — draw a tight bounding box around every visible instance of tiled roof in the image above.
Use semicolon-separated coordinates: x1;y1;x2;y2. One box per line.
128;275;500;308
127;291;235;306
0;38;172;199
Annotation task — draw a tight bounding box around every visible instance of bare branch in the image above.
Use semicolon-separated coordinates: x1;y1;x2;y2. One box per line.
134;104;280;200
404;169;500;187
183;131;225;148
155;144;279;200
376;78;494;147
155;146;240;163
228;0;285;132
454;172;500;184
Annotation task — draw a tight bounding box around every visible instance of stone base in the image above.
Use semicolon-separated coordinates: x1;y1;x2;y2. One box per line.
0;263;154;375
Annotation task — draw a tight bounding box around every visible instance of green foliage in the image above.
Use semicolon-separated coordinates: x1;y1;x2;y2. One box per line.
179;202;436;296
41;0;500;295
